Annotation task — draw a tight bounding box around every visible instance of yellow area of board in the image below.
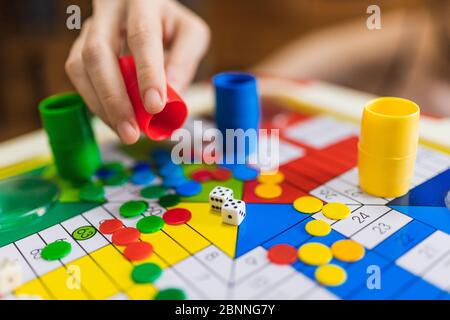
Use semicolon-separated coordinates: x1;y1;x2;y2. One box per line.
175;202;238;258
39;266;89;300
162;223;209;254
66;255;119;299
14;278;52;300
126;284;158;300
140;230;190;265
90;244;134;291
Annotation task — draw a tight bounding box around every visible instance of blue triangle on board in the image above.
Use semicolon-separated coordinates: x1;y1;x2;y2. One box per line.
390;205;450;235
235;203;308;258
388;169;450;207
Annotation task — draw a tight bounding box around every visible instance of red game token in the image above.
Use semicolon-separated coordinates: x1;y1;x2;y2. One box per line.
99;219;124;234
112;227;141;246
123;241;153;261
210;167;232;181
163;208;192;225
191;169;213;182
267;244;297;265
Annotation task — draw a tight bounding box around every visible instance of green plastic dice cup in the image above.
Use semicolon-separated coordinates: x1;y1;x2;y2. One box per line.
39;93;101;182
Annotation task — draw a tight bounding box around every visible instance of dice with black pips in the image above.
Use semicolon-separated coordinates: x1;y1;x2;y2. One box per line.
221;198;246;226
209;186;233;211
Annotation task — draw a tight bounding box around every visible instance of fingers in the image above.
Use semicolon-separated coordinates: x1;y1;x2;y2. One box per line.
65;19;110;127
65;0;209;145
165;6;210;91
127;0;166;114
82;0;140;144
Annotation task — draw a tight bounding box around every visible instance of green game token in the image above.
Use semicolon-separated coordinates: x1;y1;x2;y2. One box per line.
79;184;105;203
72;226;97;241
140;185;166;199
101;162;125;172
155;288;186;300
131;263;163;284
104;171;129;186
158;194;180;208
119;200;149;218
41;240;72;261
137;216;165;233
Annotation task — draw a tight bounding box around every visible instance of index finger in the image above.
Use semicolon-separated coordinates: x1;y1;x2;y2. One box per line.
82;1;140;144
127;0;167;114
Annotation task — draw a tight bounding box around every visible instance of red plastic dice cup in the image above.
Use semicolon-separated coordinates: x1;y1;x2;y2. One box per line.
119;55;187;141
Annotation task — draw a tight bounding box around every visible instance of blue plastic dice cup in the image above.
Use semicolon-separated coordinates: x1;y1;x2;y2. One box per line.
213;72;260;164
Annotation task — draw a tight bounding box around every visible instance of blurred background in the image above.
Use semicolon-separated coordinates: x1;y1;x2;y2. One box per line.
0;0;448;142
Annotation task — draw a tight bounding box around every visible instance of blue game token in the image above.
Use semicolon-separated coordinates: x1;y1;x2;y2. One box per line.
219;163;239;170
232;165;259;181
163;175;188;188
96;167;115;180
155;156;173;168
151;148;170;157
160;163;184;178
131;170;156;185
176;181;202;197
132;161;151;173
151;149;172;167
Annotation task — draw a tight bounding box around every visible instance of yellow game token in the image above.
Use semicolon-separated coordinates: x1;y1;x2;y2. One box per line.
257;171;285;184
293;196;323;214
315;264;347;286
305;220;331;237
254;183;282;199
297;242;332;266
331;239;365;262
322;202;350;220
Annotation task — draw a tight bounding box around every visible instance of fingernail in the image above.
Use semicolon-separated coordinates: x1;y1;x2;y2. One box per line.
117;121;138;144
144;88;164;114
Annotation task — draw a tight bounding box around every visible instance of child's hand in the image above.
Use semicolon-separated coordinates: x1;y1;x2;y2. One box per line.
65;0;210;144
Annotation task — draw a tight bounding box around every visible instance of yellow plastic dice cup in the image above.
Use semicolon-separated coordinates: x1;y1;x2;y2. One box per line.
358;97;420;198
358;147;416;197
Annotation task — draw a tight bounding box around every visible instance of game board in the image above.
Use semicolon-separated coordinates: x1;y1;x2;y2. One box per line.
0;77;449;300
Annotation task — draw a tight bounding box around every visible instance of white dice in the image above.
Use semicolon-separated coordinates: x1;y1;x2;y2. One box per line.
0;259;22;297
221;198;246;226
209;186;233;211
